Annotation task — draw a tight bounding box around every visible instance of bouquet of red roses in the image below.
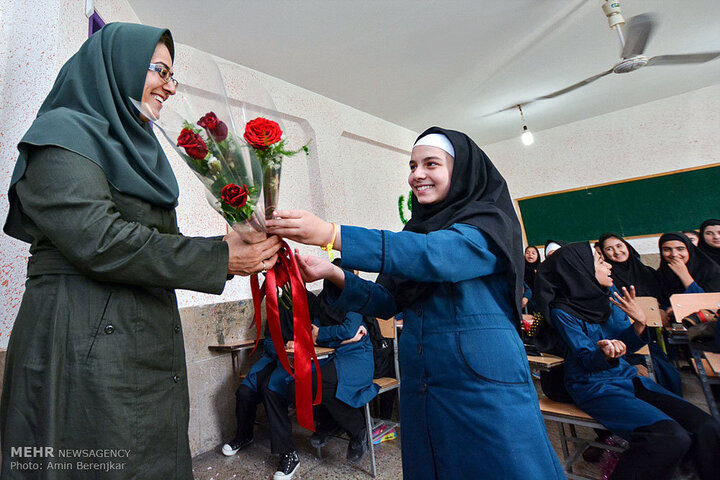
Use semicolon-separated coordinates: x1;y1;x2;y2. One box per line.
132;58;319;431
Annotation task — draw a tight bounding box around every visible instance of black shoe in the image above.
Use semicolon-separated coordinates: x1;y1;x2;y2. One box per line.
309;426;340;448
221;437;253;456
346;430;367;463
581;445;604;463
273;451;300;480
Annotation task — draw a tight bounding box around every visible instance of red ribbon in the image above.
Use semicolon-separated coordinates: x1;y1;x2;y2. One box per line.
249;241;321;431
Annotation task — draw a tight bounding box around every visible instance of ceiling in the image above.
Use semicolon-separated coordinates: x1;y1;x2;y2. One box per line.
127;0;720;146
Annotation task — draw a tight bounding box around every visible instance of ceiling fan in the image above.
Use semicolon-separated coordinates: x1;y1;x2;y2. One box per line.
489;0;720;115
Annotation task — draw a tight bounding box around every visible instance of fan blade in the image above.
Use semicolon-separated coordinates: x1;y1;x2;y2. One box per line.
621;13;656;58
483;68;614;116
646;52;720;66
537;69;613;100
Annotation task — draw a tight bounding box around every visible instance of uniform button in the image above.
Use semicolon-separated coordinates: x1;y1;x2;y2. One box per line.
416;306;422;316
173;375;180;383
421;383;428;393
104;325;115;334
174;325;180;333
417;344;423;355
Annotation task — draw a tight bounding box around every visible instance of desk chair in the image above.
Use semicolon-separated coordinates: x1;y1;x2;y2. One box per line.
540;397;625;480
670;293;720;418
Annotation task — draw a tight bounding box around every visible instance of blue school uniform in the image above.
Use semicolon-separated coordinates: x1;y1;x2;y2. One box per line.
242;339;293;397
313;311;379;408
552;302;682;438
331;223;564;480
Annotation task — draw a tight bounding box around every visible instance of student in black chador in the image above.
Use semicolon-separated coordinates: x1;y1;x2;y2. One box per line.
305;261;378;462
656;232;720;311
698;219;720;267
222;297;302;480
598;233;681;395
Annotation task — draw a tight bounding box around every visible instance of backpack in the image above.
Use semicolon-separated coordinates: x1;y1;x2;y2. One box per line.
364;316;396;379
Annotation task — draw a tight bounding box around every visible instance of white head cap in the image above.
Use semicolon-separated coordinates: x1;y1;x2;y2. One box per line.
413;133;455;158
545;242;562;255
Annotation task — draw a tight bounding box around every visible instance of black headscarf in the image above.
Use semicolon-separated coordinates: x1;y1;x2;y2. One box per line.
524;246;541;290
5;23;180;243
699;219;720;267
377;127;524;325
534;242;611;325
598;233;662;300
657;232;720;305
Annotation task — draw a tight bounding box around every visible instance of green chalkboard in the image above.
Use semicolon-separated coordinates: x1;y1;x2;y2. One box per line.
518;164;720;247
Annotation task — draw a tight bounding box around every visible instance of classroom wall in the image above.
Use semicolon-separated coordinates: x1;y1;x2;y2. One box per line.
483;83;720;256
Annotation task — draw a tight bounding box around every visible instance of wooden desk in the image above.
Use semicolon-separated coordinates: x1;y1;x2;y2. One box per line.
705;352;720;376
209;340;260;374
208;339;258;353
670;292;720;323
286;346;335;360
286;346;335;368
527;354;564;372
209;341;335;375
637;296;664;327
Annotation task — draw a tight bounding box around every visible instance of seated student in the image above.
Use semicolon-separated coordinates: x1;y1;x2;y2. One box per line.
598;233;662;301
523;246;541;312
524;246;541;290
598;233;680;395
535;242;720;480
656;232;720;311
305;263;379;462
222;298;302;480
698;219;720;267
683;230;700;247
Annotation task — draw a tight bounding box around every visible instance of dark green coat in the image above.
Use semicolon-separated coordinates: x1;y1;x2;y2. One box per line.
0;147;229;479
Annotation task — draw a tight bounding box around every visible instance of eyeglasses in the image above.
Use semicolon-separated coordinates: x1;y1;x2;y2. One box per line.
148;63;178;87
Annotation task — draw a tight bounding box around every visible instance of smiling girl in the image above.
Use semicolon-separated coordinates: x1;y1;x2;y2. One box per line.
656;232;720;309
266;127;563;479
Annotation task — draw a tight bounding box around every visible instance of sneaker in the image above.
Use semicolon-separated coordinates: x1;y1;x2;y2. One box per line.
221;437;253;456
346;429;367;463
273;451;300;480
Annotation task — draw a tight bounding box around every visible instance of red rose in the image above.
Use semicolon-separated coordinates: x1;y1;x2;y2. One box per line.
221;183;249;208
177;128;208;160
243;117;282;150
197;112;228;142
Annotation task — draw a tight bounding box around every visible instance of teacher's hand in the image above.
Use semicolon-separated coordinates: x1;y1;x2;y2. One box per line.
266;210;338;249
225;232;281;276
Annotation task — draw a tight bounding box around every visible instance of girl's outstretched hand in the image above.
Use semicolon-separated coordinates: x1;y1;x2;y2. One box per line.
295;251;345;288
266;210;338;248
610;286;647;335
